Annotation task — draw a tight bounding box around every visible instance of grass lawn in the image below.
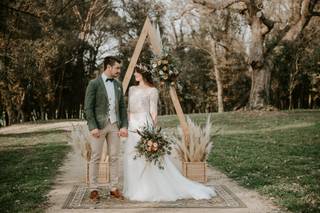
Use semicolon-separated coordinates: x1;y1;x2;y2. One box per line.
0;130;70;213
0;110;319;212
159;110;320;213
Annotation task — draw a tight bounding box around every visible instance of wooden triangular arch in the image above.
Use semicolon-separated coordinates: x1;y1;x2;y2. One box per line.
122;17;161;93
94;17;191;184
122;17;190;150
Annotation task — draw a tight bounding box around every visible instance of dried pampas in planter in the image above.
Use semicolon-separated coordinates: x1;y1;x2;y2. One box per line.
70;124;109;184
70;124;92;184
173;115;215;182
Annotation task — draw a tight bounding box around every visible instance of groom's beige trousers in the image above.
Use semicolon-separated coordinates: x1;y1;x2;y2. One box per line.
89;120;122;190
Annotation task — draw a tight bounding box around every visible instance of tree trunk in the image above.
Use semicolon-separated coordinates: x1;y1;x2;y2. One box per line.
248;13;271;109
6;106;14;125
57;65;65;118
40;106;45;120
210;40;224;112
289;91;293;110
17;109;25;122
249;64;271;109
214;65;224;112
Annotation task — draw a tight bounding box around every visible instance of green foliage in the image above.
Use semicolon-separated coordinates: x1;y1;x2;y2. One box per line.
271;25;320;109
0;0;127;123
173;47;216;112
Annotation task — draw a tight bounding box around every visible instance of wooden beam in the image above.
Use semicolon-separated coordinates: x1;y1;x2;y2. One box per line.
122;17;151;93
169;86;190;151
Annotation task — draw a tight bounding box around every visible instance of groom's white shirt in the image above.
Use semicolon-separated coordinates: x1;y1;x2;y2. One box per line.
102;73;117;124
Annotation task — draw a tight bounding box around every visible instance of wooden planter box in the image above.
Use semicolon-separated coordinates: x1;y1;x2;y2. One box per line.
85;161;109;184
85;142;110;184
182;162;207;183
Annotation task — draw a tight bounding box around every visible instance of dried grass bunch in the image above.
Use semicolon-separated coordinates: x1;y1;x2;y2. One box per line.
70;124;92;161
174;115;214;162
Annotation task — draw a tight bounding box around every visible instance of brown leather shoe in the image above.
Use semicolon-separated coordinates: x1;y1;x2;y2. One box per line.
90;190;100;201
110;189;124;200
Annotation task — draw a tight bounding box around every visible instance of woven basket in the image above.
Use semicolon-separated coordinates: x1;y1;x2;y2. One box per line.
97;161;109;183
86;161;110;184
182;161;207;183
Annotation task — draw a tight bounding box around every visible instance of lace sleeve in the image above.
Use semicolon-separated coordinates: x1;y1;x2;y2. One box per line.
149;88;159;115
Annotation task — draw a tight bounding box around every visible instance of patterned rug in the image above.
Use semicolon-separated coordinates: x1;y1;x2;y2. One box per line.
62;185;246;209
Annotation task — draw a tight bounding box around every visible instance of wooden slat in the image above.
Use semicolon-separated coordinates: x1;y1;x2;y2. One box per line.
122;18;151;93
169;85;190;153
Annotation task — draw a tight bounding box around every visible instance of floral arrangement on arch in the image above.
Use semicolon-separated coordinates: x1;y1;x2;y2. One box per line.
151;54;180;85
134;121;173;170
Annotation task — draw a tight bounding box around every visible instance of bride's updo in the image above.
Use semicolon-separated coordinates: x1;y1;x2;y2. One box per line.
134;64;155;87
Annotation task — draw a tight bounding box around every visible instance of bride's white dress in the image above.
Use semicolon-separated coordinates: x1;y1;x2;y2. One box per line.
123;86;216;201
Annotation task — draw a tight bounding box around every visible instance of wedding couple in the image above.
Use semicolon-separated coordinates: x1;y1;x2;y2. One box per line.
84;56;216;202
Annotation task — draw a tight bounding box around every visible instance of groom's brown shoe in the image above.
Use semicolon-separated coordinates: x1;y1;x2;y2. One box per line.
110;189;124;200
90;190;100;201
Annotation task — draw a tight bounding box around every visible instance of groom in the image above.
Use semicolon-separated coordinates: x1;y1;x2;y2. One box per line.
84;56;128;201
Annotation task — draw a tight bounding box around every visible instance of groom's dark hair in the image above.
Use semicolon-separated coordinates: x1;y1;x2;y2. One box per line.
104;56;121;69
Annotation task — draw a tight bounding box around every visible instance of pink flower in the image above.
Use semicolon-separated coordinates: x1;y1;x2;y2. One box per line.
147;140;153;147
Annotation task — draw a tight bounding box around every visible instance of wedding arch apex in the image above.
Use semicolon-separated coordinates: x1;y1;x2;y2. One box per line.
122;16;162;93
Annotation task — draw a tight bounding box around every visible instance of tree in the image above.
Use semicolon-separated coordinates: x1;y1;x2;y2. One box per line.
192;0;320;109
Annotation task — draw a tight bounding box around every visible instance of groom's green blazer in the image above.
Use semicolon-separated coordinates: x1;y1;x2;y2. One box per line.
84;76;128;131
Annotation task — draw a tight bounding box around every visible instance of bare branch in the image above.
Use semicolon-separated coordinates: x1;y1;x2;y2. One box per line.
173;4;197;20
192;0;247;11
0;3;40;18
72;6;82;23
170;21;179;45
281;0;316;42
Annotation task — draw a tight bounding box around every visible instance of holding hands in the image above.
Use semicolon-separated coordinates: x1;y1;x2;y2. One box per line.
90;128;128;138
119;128;128;137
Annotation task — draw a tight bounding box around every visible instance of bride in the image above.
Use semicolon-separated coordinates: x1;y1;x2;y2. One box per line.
123;64;216;202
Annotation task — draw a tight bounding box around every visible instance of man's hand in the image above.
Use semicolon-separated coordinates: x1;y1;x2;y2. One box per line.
119;128;128;137
90;128;100;138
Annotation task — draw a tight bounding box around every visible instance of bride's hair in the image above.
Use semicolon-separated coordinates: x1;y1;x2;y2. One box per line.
134;64;155;87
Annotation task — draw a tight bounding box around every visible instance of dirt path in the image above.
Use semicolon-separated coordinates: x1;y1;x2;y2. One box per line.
0;120;313;135
0;120;85;134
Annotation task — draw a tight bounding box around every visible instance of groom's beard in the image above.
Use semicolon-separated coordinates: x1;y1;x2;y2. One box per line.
112;72;120;78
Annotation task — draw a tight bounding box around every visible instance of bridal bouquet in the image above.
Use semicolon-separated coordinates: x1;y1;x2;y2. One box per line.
151;54;180;85
133;122;173;169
